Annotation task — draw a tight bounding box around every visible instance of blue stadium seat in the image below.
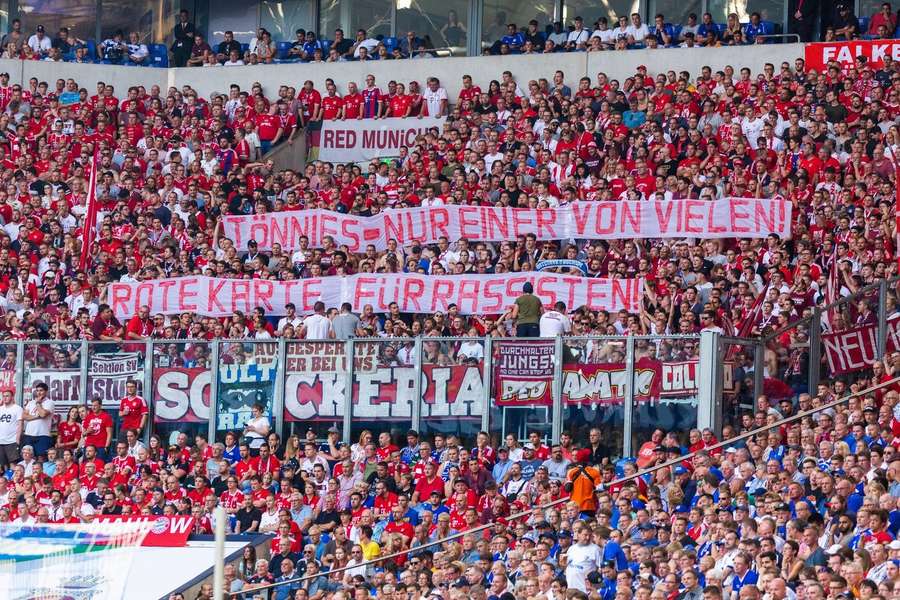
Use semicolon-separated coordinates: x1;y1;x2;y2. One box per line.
241;43;249;54
86;39;97;59
760;21;775;35
274;41;294;62
383;36;398;52
321;39;331;55
672;24;683;41
148;43;168;67
859;16;870;34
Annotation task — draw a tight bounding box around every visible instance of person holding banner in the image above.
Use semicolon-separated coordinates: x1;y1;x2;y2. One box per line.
509;282;543;337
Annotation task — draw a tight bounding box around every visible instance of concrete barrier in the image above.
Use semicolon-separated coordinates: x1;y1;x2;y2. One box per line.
0;44;805;101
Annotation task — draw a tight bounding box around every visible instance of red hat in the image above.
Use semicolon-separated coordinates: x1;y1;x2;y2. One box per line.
576;448;592;464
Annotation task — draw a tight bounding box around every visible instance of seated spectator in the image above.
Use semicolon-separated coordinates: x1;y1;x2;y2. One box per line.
1;41;18;59
721;12;743;43
591;17;616;47
679;31;697;46
223;49;244;66
287;29;306;60
680;12;700;40
302;31;323;61
70;44;92;63
350;28;378;59
566;16;590;49
187;34;212;67
51;27;72;55
247;27;267;56
650;14;675;46
697;12;719;45
27;25;51;58
626;12;651;44
869;2;897;35
331;28;354;58
1;18;23;52
547;21;568;47
43;46;63;62
255;30;275;63
834;3;860;39
744;12;766;43
499;23;525;52
612;15;630;45
398;31;423;57
99;30;127;64
126;32;148;65
522;19;545;47
216;31;242;63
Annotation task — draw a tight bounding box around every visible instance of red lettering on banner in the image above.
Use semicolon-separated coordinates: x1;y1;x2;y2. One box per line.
179;279;198;312
684;200;704;234
255;280;274;312
754;201;776;234
621;202;641;234
458;206;482;239
534;276;555;306
341;218;361;252
353;277;377;308
585;279;610;310
269;215;288;248
249;217;270;247
207;279;227;313
402;277;425;311
301;279;321;313
571;203;592;236
612;279;636;312
384;212;404;244
594;204;616;235
457;280;480;313
226;217;243;248
654;202;676;234
730;198;751;233
486;208;510;239
431;279;454;312
323;129;334;148
158;280;177;312
512;209;534;237
430;208;449;240
111;285;132;317
561;276;581;310
536;209;557;239
706;203;726;234
321;213;338;239
482;279;505;313
405;211;426;242
232;280;250;312
504;276;528;303
135;283;154;312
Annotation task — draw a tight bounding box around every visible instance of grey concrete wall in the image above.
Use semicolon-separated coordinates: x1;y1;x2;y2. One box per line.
0;44;805;100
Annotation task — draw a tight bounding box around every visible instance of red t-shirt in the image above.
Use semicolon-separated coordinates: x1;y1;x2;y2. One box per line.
322;95;343;119
343;93;363;119
118;395;147;433
57;421;81;447
83;411;113;449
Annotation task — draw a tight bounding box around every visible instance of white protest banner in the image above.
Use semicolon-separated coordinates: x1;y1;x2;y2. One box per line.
28;353;142;414
317;116;446;163
109;273;642;318
222;199;792;253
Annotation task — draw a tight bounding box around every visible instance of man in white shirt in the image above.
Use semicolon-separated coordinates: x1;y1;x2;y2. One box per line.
22;382;53;458
626;13;651;43
299;301;333;340
0;389;22;471
565;526;603;593
277;303;304;333
539;301;572;337
423;77;448;117
27;25;52;56
566;16;590;47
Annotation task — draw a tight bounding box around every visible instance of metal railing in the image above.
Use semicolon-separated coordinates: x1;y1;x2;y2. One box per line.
6;333;723;457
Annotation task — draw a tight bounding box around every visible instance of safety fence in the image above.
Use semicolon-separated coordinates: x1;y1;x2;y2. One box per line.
4;333;728;458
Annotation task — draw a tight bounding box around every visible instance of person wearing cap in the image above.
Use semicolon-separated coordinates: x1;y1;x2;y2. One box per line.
833;4;860;40
565;448;601;516
27;25;51;57
509;281;542;337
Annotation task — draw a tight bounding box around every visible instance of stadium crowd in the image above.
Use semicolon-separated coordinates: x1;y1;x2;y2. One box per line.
0;9;893;599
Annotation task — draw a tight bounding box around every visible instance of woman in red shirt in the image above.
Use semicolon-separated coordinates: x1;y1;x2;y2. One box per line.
56;407;82;451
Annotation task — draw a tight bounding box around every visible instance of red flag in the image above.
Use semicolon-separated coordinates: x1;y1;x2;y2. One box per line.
78;151;99;272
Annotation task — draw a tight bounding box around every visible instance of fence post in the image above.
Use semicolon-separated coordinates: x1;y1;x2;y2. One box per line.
622;336;635;458
273;337;287;439
208;340;219;444
808;309;822;393
142;340;153;446
481;337;492;435
551;336;564;445
342;339;355;445
753;341;765;406
14;341;24;407
412;338;423;434
697;331;722;435
877;279;888;358
79;340;89;407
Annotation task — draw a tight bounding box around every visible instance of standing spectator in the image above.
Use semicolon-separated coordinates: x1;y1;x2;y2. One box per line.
792;0;817;41
300;301;333;339
22;382;53;458
27;25;51;58
539;301;571;337
118;380;147;439
510;282;542;337
423;77;448;117
1;19;23;52
171;9;195;67
869;2;897;35
332;303;360;340
0;389;22;471
82;397;113;461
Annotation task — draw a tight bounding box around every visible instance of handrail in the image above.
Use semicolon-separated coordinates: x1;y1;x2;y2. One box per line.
228;373;900;597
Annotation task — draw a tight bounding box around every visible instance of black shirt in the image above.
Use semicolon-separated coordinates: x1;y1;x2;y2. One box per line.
235;506;262;532
314;509;340;530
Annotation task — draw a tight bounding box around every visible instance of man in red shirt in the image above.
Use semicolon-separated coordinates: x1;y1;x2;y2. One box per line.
82;397;113;461
342;82;363;120
412;462;443;503
372;481;398;518
249;444;281;477
118;380;147;438
124;304;152;353
321;84;343;120
110;441;136;476
384;505;414;543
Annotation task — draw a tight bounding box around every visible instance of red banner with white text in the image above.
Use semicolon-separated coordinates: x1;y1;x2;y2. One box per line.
804;40;900;71
95;515;194;546
222;199;792;253
822;316;900;375
109;274;642;318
